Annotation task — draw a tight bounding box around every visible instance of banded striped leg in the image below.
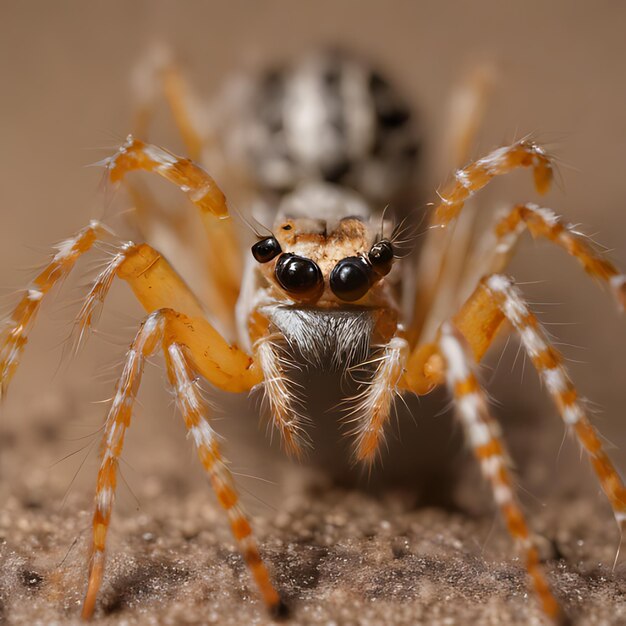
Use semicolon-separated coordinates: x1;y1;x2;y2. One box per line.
434;140;554;227
164;343;283;615
82;311;164;618
410;139;554;345
484;275;626;529
83;310;282;619
406;275;626;528
104;135;228;218
104;136;242;332
0;221;110;397
479;202;626;310
0;225;260;398
438;323;562;621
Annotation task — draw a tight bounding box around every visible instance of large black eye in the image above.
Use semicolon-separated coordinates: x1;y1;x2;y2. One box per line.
252;237;282;263
275;254;323;298
368;240;394;276
330;257;374;302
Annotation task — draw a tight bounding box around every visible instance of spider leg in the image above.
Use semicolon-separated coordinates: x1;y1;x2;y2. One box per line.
438;322;562;622
410;139;554;344
82;309;282;619
446;200;625;364
410;65;493;335
404;275;626;534
434;140;554;227
1;224;281;616
0;220;109;397
0;227;260;398
104;136;227;216
104;136;242;329
128;49;241;333
132;46;204;161
473;202;626;309
485;275;626;527
441;63;495;173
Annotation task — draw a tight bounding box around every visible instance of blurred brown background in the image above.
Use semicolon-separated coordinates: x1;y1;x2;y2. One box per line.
1;0;626;592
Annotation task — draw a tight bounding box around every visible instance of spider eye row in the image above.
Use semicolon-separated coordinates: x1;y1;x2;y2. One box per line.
251;236;394;302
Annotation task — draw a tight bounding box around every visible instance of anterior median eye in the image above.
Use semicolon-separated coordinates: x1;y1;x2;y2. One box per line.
275;254;324;298
330;257;373;302
251;236;282;263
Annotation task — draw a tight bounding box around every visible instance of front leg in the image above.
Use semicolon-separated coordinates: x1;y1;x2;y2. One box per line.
0;226;283;617
82;309;283;619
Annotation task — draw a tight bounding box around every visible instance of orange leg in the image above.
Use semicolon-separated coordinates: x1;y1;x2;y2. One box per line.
105;136;228;217
411;139;555;345
401;276;625;621
0;221;109;397
482;202;625;309
441;63;495;173
405;276;626;531
132;46;204;161
438;322;562;621
0;226;289;617
104;136;243;335
82;310;282;619
434;139;554;227
129;50;242;331
0;226;260;397
445;199;626;366
412;66;495;345
483;275;626;527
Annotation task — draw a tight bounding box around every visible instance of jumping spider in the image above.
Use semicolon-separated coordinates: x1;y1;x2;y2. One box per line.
1;49;624;623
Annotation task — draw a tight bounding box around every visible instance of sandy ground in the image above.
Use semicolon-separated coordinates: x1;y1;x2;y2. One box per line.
1;475;625;626
0;384;625;626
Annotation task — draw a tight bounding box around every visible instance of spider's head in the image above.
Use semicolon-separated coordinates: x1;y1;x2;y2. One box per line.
251;213;394;307
244;184;399;365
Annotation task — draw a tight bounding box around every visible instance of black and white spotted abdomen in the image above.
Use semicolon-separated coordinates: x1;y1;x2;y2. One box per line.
231;49;420;205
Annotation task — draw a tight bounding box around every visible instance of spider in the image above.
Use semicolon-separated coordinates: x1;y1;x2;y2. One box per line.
1;49;624;623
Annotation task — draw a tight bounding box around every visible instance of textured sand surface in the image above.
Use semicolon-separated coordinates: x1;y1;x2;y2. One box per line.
1;388;625;626
2;483;625;625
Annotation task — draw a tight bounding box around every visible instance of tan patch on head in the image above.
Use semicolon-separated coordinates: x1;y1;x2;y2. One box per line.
261;217;389;305
274;217;371;271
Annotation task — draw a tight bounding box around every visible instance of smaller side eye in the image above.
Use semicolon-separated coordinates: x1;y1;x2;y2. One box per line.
330;257;374;302
252;237;282;263
368;240;394;276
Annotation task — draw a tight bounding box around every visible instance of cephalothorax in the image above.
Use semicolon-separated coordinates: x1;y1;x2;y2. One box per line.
1;50;625;623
